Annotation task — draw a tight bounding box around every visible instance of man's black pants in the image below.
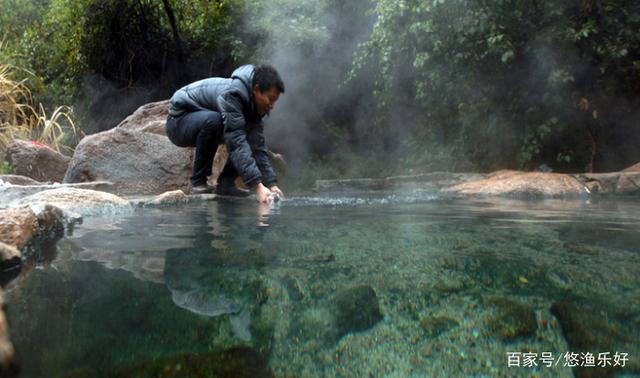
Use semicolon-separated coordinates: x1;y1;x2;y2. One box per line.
166;110;237;187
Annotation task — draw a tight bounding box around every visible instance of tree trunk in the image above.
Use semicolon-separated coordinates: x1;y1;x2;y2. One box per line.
587;126;597;173
161;0;184;63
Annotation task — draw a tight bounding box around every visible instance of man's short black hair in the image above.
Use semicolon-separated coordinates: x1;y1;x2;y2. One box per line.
253;64;285;94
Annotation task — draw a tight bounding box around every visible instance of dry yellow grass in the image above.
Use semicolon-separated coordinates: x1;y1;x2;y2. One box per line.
1;42;80;157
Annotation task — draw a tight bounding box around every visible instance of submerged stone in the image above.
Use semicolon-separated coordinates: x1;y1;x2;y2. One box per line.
550;302;618;350
288;307;335;344
550;301;638;378
0;205;66;279
333;285;383;339
282;274;305;301
0;208;38;249
565;243;605;255
109;347;273;378
420;316;459;338
230;308;252;342
0;242;20;272
486;298;537;341
433;279;465;295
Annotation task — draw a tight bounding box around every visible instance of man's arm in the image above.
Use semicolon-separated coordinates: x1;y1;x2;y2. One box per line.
217;91;276;203
217;91;263;188
252;121;278;187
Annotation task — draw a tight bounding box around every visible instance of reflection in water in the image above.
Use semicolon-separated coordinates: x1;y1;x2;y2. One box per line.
170;289;243;317
4;194;640;377
163;199;280;342
56;200;281;285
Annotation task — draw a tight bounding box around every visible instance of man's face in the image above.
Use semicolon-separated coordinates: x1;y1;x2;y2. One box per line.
253;85;280;117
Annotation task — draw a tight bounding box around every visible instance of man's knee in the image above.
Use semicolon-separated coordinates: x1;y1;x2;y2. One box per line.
166;116;190;147
202;112;223;136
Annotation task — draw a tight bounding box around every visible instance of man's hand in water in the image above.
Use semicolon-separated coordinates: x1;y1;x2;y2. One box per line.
255;183;274;204
269;185;284;199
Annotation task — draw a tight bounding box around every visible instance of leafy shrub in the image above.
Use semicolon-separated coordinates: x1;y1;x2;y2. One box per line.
351;0;640;172
1;161;13;174
0;51;79;156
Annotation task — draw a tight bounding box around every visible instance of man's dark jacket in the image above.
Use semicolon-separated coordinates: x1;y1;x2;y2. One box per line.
168;65;277;188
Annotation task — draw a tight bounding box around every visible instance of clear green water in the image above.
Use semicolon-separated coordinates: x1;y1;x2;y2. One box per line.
5;193;640;377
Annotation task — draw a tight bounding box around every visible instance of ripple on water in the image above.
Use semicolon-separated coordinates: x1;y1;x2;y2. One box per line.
285;190;440;207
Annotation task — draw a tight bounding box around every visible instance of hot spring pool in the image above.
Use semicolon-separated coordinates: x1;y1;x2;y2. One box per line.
5;193;640;377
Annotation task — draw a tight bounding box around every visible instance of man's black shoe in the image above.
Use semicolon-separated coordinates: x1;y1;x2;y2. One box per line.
190;184;214;194
215;185;252;197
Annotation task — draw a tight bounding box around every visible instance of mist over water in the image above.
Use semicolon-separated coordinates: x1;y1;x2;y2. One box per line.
249;1;378;173
63;0;640;175
282;191;440;207
254;1;640;174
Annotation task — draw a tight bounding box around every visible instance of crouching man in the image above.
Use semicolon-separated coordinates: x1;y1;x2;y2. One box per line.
166;64;285;204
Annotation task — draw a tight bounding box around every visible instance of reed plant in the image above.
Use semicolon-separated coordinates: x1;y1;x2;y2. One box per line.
0;42;80;158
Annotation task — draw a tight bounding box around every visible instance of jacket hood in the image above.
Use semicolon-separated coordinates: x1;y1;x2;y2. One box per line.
230;64;256;117
231;65;254;94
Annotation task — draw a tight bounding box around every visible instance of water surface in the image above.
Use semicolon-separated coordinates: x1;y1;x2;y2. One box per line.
6;192;640;377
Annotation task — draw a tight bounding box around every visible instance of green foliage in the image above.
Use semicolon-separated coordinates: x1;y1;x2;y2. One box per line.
0;0;250;105
0;0;333;103
1;160;13;174
2;0;640;180
245;0;331;59
1;29;80;156
352;0;640;172
177;0;246;54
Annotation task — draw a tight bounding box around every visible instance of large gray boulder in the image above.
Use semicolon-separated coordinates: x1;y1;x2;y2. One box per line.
5;140;70;183
17;187;131;217
444;170;589;196
315;172;485;192
64;127;193;195
114;100;231;187
0;206;66;251
0;180;114;207
116;99;287;186
63;100;195;195
0;242;20;269
575;172;640;194
0;175;43;186
0;208;38;249
116;99;169;135
64;100;286;195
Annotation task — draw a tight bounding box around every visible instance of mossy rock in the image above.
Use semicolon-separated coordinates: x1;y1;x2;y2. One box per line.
282;274;305;301
334;285;383;340
109;347;273;378
486;298;537;341
420;316;459;338
432;279;465;295
550;301;639;378
288;307;336;344
565;243;605;255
